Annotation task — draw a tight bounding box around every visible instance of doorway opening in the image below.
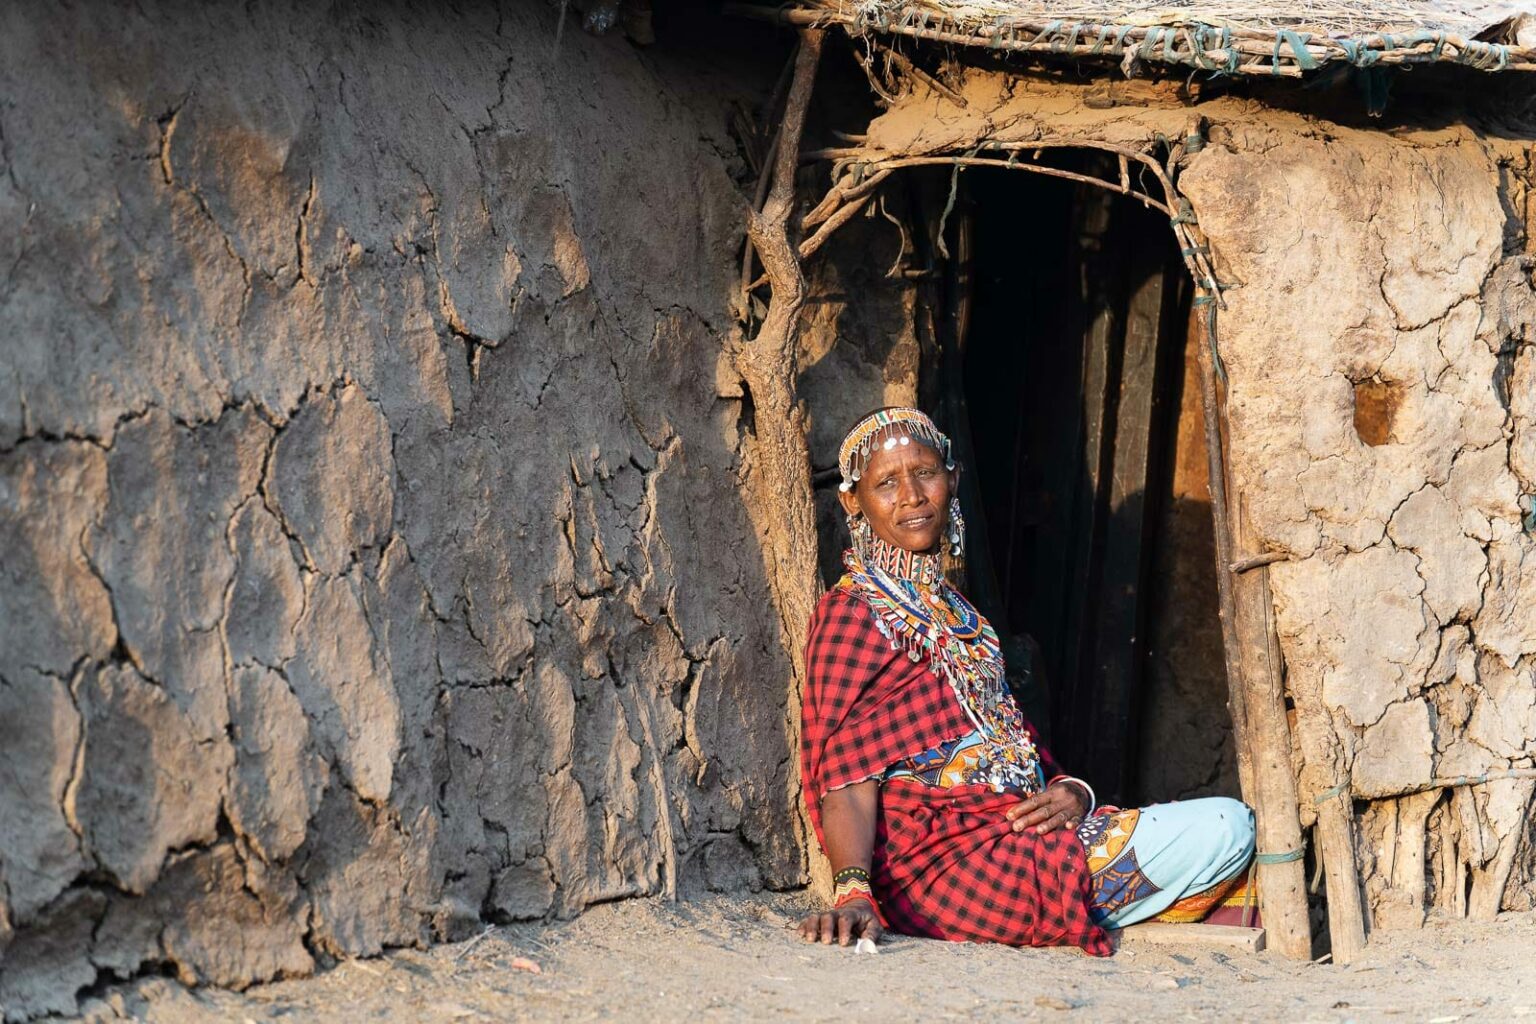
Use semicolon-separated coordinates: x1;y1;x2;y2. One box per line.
930;155;1234;807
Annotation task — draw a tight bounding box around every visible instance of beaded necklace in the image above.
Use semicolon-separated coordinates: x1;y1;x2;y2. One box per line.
844;538;1041;793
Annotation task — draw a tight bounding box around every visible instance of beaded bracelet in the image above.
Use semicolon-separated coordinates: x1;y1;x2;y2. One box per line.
833;877;872;901
832;865;871;889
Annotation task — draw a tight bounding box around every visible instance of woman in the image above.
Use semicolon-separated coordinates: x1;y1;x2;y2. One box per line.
798;407;1255;952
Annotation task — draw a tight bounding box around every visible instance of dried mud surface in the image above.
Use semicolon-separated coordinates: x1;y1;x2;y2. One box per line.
74;895;1536;1024
0;3;817;1018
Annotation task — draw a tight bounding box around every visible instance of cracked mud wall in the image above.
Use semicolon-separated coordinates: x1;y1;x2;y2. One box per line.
1180;120;1536;927
0;2;802;1018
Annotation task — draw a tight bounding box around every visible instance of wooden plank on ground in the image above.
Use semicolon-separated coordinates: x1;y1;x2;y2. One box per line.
1115;922;1267;953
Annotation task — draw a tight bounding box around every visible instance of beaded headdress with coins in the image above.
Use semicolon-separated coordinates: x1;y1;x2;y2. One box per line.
836;408;956;493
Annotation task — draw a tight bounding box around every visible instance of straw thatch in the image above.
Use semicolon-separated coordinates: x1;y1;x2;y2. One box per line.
743;0;1536;74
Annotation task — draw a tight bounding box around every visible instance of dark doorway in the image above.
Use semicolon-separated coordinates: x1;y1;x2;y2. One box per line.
938;156;1202;806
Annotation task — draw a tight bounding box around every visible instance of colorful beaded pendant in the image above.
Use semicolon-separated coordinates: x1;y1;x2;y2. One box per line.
844;542;1041;793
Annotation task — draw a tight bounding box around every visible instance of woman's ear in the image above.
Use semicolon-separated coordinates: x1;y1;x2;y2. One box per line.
838;487;861;518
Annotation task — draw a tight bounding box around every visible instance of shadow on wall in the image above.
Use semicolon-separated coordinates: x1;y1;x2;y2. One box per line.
0;1;803;1017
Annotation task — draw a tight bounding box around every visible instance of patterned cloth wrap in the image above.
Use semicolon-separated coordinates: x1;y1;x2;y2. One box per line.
1076;803;1257;927
802;539;1256;944
801;559;1112;954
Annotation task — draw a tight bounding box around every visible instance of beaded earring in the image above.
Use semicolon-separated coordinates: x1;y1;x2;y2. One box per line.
847;511;875;563
946;496;965;559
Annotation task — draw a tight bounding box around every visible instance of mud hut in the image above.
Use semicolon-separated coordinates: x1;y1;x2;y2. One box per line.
736;0;1536;965
0;0;1534;1017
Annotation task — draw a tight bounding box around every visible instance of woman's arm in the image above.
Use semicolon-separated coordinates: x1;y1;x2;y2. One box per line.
796;780;886;946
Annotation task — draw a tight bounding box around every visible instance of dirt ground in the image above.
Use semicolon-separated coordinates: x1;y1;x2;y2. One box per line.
70;893;1535;1023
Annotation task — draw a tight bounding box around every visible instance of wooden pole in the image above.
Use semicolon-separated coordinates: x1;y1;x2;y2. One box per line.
1234;502;1314;960
1192;305;1254;801
1313;785;1369;962
736;28;828;896
1192;306;1314;960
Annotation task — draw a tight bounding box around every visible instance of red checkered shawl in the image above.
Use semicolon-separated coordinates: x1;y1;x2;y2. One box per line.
801;578;1112;955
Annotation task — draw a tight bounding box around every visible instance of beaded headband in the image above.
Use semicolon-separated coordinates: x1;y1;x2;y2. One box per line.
836;407;955;493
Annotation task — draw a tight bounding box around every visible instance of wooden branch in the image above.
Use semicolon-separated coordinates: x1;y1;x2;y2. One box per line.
741;124;781;307
830;156;1173;216
871;39;968;107
790;138;1226;298
805;168;891;227
765;150;1176;285
735;27;828;897
1231;550;1290;574
798;190;874;261
1367;766;1536;800
1194;308;1313;961
739;49;801;317
1194;302;1254;813
1313;781;1369;963
749;148;1173;291
1239;514;1313;959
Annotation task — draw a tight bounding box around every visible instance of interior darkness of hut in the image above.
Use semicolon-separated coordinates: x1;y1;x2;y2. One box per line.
930;157;1220;808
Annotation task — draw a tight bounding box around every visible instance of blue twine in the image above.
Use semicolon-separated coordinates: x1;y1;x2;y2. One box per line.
1313;781;1349;805
1255;848;1305;865
1273;30;1319;75
1139;26;1170;61
1191;24;1238;73
1053;23;1081;54
1457;39;1511;71
1200;300;1226;383
1339;38;1379;68
1030;19;1062;49
1397;30;1447;61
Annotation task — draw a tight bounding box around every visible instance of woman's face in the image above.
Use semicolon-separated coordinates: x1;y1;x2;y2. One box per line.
838;430;956;554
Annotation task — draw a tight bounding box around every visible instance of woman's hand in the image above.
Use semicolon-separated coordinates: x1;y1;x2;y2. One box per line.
1005;780;1090;834
798;900;885;946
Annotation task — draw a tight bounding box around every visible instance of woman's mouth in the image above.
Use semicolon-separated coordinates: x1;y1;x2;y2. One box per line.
897;512;934;529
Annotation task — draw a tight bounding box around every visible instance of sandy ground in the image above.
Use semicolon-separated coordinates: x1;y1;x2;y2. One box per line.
74;894;1535;1023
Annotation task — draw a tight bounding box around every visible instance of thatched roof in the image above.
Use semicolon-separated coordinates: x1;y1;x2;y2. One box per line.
741;1;1536;74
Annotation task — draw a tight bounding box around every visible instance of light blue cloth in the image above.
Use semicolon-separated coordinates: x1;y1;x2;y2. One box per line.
1076;796;1255;927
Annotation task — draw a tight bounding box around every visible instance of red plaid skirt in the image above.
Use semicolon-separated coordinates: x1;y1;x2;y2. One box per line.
803;581;1111;955
874;780;1113;954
